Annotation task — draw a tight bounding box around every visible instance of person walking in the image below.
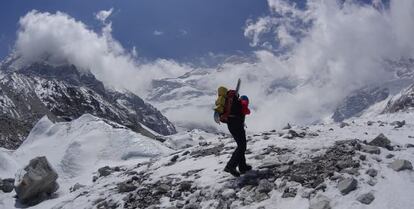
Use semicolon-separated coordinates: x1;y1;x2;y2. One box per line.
214;85;251;177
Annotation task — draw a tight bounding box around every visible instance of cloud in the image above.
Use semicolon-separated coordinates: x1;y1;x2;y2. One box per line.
168;0;414;131
11;1;414;133
179;29;188;36
244;0;311;52
15;10;190;96
95;8;113;23
153;30;164;36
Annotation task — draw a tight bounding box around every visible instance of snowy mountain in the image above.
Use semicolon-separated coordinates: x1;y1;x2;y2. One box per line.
332;59;414;122
1;109;413;209
1;61;414;208
0;60;176;149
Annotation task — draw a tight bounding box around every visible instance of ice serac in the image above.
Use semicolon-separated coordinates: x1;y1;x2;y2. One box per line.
0;62;176;149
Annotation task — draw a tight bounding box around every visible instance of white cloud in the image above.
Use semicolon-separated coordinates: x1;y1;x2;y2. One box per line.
153;30;164;36
179;29;188;36
176;0;414;131
95;8;113;23
131;46;138;58
11;1;414;132
15;10;189;95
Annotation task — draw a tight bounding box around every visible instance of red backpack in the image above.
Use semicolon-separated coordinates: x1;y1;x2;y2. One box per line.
219;90;237;123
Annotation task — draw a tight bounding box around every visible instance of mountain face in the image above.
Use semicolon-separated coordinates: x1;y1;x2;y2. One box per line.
332;59;414;122
332;87;389;122
0;62;176;149
383;84;414;113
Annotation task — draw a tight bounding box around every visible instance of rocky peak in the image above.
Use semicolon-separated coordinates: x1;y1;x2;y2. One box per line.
0;61;176;149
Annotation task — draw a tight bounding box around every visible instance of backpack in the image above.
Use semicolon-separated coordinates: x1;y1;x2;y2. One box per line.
214;86;228;114
219;90;237;123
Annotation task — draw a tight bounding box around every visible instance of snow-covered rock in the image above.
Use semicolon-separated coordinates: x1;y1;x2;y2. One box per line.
389;159;413;171
337;178;358;195
368;133;393;150
357;192;375;205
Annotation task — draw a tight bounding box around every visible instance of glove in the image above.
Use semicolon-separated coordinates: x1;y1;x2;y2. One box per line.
214;111;221;124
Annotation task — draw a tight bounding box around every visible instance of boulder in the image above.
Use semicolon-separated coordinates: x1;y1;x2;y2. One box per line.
386;154;394;159
69;183;86;192
368;133;393;150
390;120;405;128
365;169;378;177
253;192;269;202
170;155;179;162
309;195;331;209
118;182;137;193
179;181;192;192
339;122;349;128
0;178;15;193
283;123;292;130
337;178;357;195
221;188;236;199
357;192;375;205
15;156;59;205
98;166;112;177
405;143;414;148
309;199;331;209
281;187;297;198
389;159;413;171
256;179;273;194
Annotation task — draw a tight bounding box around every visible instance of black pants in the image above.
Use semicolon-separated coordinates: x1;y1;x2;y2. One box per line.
226;118;247;169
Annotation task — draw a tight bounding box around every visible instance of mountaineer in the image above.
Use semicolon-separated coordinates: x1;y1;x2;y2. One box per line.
214;81;251;177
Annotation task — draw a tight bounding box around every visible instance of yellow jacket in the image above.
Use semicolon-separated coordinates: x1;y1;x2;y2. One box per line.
214;86;228;113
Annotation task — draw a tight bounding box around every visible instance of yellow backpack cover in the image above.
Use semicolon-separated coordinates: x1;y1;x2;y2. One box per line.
214;86;228;114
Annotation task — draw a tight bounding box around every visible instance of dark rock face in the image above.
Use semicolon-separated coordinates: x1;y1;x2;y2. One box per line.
15;156;59;205
0;62;176;149
332;87;389;122
383;84;414;113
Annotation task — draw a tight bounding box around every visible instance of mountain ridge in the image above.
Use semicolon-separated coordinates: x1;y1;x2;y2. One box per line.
0;60;176;149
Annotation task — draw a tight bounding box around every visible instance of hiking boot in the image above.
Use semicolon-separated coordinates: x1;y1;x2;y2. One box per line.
224;167;240;177
239;164;252;174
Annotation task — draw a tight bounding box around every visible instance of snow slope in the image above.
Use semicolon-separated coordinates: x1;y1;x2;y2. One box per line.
1;112;410;209
0;114;172;209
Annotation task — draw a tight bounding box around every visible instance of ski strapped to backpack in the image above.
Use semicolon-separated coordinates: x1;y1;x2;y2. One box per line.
218;79;241;123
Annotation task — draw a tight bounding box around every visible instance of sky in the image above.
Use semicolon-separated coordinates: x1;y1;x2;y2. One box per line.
1;0;413;132
0;0;269;64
